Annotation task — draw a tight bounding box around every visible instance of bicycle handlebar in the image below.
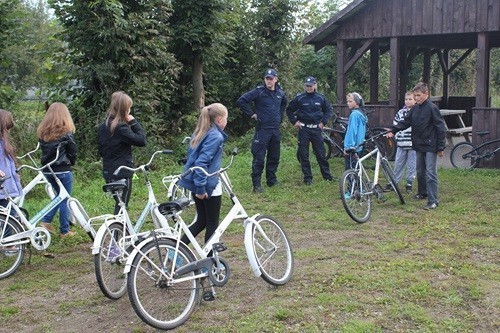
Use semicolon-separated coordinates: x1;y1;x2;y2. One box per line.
17;143;64;173
113;150;173;176
17;142;41;160
180;148;238;179
348;129;392;151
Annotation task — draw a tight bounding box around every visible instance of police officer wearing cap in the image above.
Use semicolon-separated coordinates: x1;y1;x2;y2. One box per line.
286;76;334;185
237;68;288;193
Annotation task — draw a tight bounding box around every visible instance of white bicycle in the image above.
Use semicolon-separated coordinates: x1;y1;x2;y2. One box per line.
123;149;294;330
340;131;405;223
0;145;108;278
14;143;55;208
91;150;175;300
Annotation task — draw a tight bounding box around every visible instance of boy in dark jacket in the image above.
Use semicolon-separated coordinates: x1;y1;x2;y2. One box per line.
388;82;446;210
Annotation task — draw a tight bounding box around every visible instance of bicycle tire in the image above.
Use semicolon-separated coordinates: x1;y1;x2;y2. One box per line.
369;127;397;161
127;237;199;330
340;169;372;223
94;222;129;300
450;142;478;170
330;130;344;157
248;215;294;286
381;159;405;204
0;217;26;279
169;178;197;226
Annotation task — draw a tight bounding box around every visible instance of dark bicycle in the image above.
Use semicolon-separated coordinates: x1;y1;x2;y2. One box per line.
296;110;397;162
450;131;500;169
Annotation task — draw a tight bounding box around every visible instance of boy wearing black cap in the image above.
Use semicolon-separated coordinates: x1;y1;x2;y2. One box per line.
237;68;288;193
286;76;334;185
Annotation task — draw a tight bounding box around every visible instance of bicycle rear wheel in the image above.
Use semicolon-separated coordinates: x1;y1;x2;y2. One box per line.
0;217;26;279
94;222;130;300
340;169;372;223
450;142;478;169
169;178;197;226
381;159;405;204
127;237;199;330
247;215;294;286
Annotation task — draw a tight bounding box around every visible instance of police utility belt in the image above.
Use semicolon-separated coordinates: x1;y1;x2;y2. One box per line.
299;122;319;128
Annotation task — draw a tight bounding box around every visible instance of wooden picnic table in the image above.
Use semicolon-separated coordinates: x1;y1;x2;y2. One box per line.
440;109;472;146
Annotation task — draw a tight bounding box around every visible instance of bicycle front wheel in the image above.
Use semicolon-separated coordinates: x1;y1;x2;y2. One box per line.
248;215;294;286
94;222;129;300
381;159;405;204
0;217;26;279
340;169;372;223
450;142;478;169
127;238;199;330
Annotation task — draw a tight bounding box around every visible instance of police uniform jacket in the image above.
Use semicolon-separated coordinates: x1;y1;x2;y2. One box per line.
286;91;332;126
237;84;287;129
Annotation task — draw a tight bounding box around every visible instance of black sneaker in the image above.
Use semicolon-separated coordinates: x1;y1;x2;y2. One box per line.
405;183;412;192
414;194;428;200
253;185;264;193
383;184;392;192
304;180;312;186
267;181;279;187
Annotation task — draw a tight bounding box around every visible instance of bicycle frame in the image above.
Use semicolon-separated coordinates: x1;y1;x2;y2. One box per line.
14;143;55;207
354;147;382;196
91;150;175;256
123;153;271;279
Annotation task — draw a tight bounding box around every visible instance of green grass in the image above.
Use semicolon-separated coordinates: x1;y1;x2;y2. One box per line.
0;144;499;332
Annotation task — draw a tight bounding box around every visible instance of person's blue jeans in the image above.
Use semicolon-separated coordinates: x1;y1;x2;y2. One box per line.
416;151;439;205
42;171;73;234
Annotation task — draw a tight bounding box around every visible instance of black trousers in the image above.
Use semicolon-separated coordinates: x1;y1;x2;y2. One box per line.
105;177;132;215
297;127;332;181
251;128;281;187
181;194;222;246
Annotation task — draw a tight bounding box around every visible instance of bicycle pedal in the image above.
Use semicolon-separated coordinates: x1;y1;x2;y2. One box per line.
212;242;227;253
203;291;215;302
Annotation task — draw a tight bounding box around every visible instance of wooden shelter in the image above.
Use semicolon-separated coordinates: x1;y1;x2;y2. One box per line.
304;0;500;168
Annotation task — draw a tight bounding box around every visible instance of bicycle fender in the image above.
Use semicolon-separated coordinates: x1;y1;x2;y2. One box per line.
67;198;92;234
91;219;122;255
244;214;263;278
123;235;195;274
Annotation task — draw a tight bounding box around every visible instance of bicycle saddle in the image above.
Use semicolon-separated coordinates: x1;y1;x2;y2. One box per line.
158;197;191;215
102;179;128;194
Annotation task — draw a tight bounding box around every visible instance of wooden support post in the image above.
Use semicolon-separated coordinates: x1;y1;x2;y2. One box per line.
337;39;346;106
390;37;400;108
476;32;490;107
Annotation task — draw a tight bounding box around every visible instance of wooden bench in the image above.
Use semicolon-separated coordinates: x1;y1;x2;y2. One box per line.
446;126;472;145
447;126;472;135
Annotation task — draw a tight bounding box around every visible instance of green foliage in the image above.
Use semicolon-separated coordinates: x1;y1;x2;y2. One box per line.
48;0;181;158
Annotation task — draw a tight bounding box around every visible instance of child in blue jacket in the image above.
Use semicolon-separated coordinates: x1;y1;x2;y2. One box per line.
343;92;368;170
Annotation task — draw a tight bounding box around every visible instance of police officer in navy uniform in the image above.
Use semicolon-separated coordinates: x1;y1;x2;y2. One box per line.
286;76;334;185
237;68;288;193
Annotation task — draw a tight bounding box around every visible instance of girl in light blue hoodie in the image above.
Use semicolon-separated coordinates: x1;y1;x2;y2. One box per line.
343;92;368;170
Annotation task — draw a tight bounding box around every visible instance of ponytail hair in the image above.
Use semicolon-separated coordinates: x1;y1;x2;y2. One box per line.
350;92;364;107
190;103;228;147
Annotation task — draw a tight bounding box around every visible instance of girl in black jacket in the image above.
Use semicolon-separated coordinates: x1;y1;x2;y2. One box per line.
98;91;146;214
37;102;78;238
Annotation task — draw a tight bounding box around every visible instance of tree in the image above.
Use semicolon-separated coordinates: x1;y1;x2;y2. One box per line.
48;0;180;155
170;0;228;111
